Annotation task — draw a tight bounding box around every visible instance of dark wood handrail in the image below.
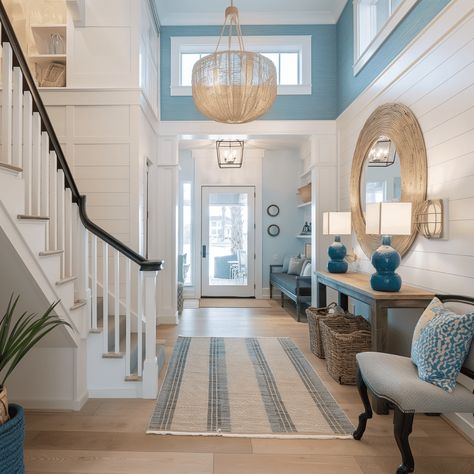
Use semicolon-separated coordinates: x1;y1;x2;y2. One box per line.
0;2;163;272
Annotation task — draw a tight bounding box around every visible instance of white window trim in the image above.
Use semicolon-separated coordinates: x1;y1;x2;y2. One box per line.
170;35;312;96
353;0;418;76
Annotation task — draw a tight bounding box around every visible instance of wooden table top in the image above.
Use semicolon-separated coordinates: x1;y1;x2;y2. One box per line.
316;271;435;301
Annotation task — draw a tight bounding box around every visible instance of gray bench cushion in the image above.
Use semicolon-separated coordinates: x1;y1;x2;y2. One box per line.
357;352;474;413
270;272;311;295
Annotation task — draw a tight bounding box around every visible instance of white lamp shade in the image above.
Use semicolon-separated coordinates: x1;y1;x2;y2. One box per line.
366;202;412;235
323;212;352;235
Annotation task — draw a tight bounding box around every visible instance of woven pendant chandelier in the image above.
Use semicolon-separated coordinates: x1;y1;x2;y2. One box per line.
192;1;277;124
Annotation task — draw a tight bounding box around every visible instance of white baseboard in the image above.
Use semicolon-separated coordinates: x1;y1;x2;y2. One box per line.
88;386;142;399
13;391;89;411
443;413;474;443
158;312;179;325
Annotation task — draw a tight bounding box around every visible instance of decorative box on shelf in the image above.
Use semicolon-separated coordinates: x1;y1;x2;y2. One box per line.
298;183;311;203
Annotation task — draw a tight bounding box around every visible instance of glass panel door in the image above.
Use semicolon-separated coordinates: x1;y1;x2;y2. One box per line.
201;186;255;297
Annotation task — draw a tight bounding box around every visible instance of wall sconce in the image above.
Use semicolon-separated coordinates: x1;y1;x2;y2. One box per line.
216;140;244;168
416;199;445;239
367;137;396;167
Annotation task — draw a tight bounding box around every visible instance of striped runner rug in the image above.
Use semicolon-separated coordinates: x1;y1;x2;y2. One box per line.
147;337;355;439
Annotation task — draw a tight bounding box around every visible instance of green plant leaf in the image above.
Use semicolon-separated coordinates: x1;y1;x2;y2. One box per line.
0;295;71;386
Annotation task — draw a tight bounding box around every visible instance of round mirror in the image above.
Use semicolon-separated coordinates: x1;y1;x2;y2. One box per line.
267;224;280;237
267;204;280;217
350;103;427;259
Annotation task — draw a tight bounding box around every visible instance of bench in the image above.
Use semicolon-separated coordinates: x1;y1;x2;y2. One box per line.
270;264;311;322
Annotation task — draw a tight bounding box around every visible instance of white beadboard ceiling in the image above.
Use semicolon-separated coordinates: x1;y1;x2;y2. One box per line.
155;0;348;26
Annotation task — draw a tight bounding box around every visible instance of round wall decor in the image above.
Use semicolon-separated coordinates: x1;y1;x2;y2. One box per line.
266;204;280;217
267;224;280;237
350;103;427;259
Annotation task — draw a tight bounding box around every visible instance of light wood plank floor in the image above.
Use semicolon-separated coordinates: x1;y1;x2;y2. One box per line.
25;301;474;473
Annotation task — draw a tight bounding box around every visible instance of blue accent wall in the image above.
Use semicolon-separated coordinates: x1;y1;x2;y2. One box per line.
160;25;337;121
336;0;451;115
160;0;451;120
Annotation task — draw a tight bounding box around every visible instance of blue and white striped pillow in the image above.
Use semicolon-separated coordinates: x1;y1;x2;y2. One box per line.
411;307;474;392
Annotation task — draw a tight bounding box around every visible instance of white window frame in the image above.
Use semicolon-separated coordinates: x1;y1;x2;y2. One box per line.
353;0;418;76
170;35;312;96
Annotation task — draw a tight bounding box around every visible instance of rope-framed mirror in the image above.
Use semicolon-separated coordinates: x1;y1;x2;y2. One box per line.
350;103;427;259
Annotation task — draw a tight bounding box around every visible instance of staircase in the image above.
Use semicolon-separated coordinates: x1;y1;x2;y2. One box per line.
0;4;164;403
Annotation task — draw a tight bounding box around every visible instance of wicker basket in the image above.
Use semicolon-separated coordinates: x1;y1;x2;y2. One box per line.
320;315;371;385
306;303;345;359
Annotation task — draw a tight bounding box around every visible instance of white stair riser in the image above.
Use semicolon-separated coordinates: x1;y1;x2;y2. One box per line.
0;171;25;216
16;220;47;255
38;254;62;283
55;280;75;308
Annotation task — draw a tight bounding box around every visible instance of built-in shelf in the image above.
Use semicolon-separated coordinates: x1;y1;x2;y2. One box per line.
29;54;66;64
299;169;312;179
297;201;311;208
31;24;67;31
296;234;312;239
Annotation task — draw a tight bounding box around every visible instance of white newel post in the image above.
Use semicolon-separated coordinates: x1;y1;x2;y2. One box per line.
152;136;179;325
142;269;158;399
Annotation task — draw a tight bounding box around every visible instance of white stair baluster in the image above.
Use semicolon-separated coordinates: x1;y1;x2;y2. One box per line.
64;188;73;277
48;152;58;250
137;268;143;377
57;169;65;276
22;92;33;215
12;67;23;168
125;259;131;376
40;132;50;247
114;249;120;354
31;113;41;215
91;234;98;331
103;241;109;354
2;42;12;165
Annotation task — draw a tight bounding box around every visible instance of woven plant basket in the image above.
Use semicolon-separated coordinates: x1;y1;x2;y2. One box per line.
0;386;9;425
320;315;371;385
306;303;345;359
0;404;24;474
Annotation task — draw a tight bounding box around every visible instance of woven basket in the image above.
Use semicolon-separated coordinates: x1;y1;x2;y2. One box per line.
0;404;24;474
306;303;345;358
320;315;371;385
0;387;9;425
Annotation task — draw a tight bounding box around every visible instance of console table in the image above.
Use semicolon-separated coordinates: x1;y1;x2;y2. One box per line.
316;271;434;353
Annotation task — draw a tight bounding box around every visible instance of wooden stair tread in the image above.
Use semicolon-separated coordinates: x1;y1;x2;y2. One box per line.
17;214;49;221
39;249;64;257
102;352;124;359
70;299;86;311
0;162;22;173
56;276;77;286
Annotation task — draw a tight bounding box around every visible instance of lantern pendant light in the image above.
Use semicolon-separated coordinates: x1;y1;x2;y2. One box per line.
192;1;277;124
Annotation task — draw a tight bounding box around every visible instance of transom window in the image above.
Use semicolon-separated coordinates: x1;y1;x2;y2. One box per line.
353;0;417;75
171;36;311;96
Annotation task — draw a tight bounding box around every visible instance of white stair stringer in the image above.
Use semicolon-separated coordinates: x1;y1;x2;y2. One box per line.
0;199;80;342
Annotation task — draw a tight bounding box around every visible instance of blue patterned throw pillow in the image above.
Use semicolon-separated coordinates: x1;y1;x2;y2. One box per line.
411;307;474;392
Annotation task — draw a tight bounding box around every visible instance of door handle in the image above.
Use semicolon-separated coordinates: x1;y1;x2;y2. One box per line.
202;245;207;258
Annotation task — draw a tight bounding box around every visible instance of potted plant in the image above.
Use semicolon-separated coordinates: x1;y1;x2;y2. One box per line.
0;295;71;473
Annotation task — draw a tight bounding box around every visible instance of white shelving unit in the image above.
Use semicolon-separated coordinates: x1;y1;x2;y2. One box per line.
27;2;68;87
296;234;311;239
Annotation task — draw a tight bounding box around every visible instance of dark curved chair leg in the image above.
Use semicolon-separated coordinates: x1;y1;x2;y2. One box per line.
393;407;415;474
353;368;372;440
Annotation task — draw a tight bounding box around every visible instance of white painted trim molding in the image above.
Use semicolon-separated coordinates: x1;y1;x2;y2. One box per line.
170;36;312;97
353;0;418;75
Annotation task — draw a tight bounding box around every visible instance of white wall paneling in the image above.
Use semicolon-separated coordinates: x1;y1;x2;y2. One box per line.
336;0;474;439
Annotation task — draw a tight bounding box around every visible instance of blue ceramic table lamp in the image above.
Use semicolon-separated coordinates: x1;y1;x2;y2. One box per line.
365;202;412;292
323;212;352;273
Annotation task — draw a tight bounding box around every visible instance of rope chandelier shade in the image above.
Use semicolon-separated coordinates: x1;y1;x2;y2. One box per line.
192;1;277;124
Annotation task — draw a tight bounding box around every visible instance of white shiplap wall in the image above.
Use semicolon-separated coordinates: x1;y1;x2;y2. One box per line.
337;0;474;438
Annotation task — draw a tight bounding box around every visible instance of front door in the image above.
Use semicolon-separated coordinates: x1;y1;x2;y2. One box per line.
201;186;255;297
